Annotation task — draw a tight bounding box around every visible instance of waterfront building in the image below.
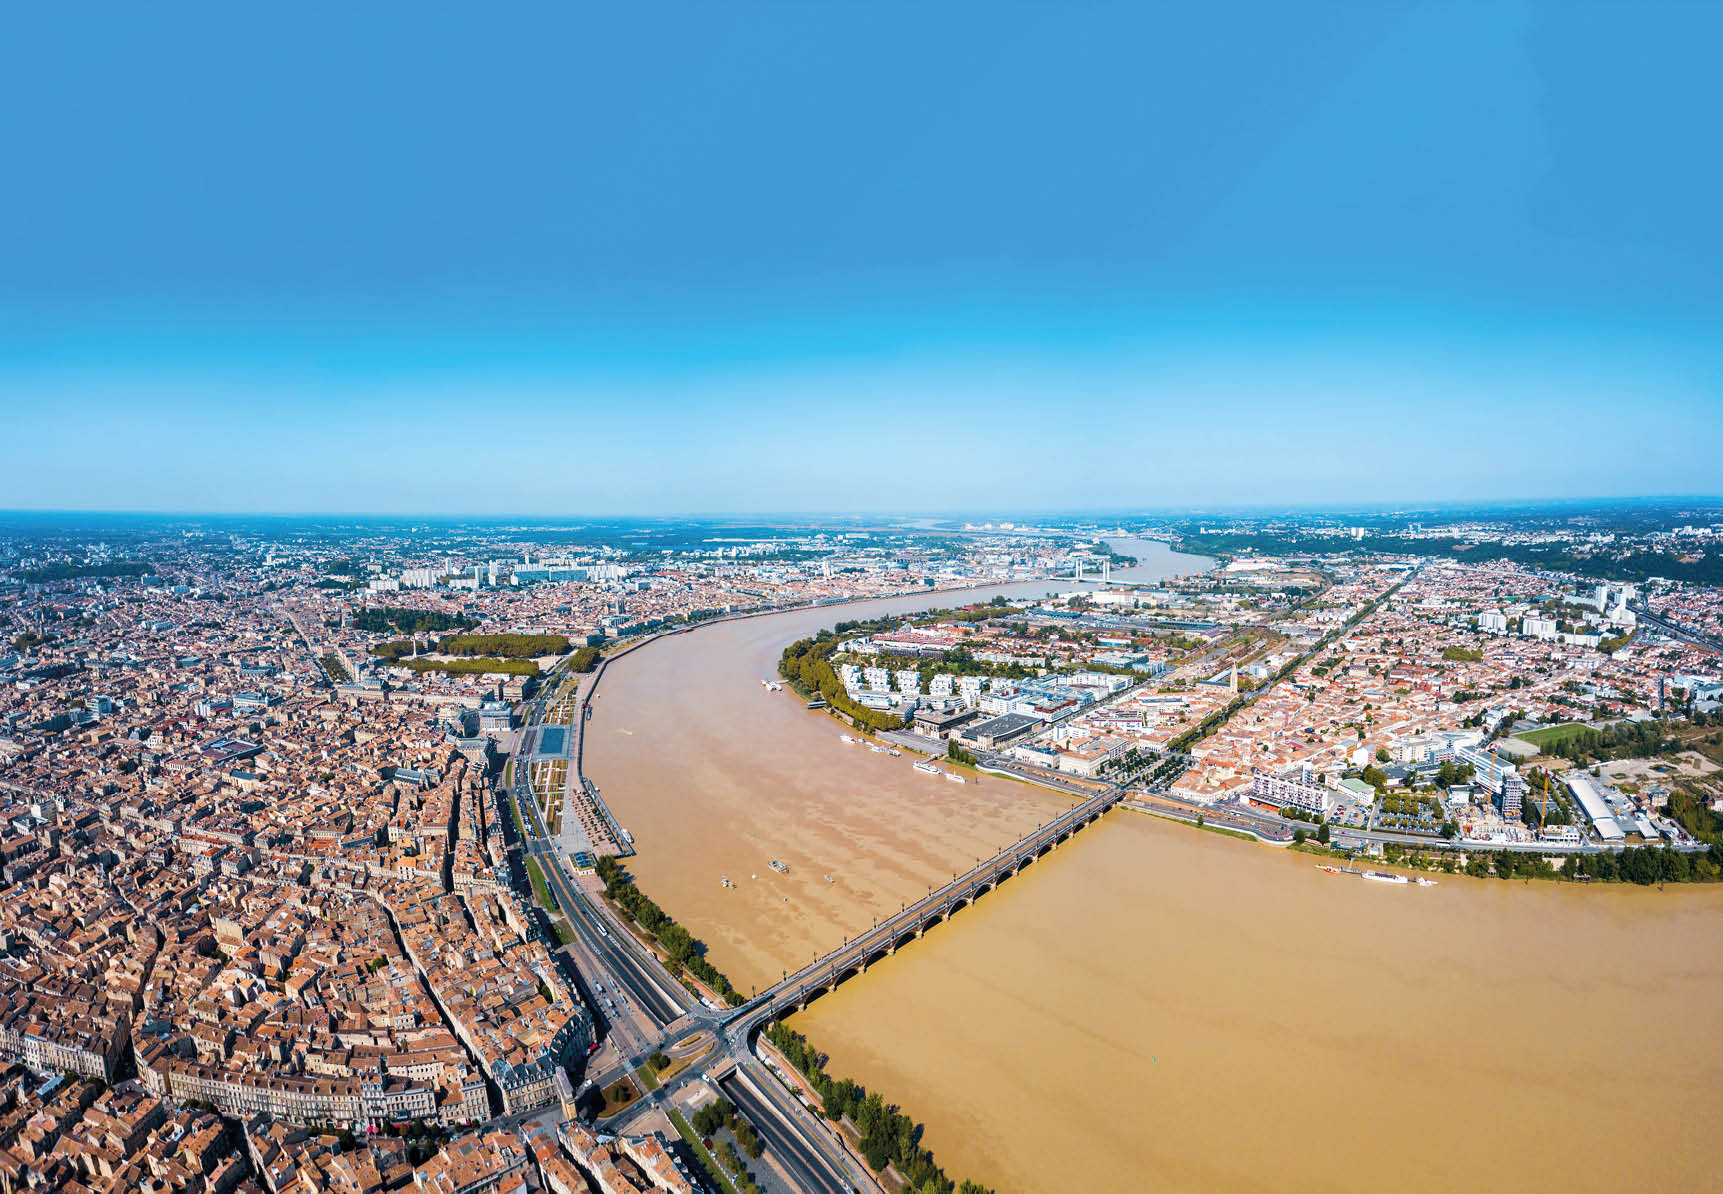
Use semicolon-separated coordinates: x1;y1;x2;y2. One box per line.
1249;767;1332;816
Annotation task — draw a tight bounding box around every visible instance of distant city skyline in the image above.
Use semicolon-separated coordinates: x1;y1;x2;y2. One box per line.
3;3;1719;514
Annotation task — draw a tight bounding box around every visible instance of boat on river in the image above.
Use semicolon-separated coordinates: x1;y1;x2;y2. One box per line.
1319;864;1434;887
944;771;967;783
768;859;789;874
913;760;941;776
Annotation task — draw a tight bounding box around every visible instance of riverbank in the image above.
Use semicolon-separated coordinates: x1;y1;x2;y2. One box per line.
581;577;1098;993
790;810;1723;1193
581;542;1723;1191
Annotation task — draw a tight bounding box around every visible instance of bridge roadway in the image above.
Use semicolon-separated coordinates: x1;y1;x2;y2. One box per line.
722;783;1122;1038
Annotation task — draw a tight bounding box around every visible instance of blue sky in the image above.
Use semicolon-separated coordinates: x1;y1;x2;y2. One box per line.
2;3;1719;515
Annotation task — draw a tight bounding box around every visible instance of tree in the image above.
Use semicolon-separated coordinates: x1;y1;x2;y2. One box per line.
1292;828;1307;844
1316;822;1330;844
864;1138;892;1171
1375;747;1391;763
737;1121;764;1158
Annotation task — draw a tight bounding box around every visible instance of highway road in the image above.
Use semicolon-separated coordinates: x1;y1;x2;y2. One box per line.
507;665;875;1194
722;1068;854;1194
510;762;693;1027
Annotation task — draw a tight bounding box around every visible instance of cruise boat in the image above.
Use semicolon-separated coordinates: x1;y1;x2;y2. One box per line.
768;859;789;874
1360;870;1410;885
913;760;941;776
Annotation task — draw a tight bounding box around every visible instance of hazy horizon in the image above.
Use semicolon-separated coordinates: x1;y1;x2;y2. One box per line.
1;495;1719;526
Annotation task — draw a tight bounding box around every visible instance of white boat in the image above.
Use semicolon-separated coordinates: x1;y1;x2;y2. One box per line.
887;748;901;757
823;874;835;884
1414;876;1438;887
913;761;941;776
768;859;789;874
944;771;967;783
869;743;890;753
1361;870;1409;885
839;733;857;744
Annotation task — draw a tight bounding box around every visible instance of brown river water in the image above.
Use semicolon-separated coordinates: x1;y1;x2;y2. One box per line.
585;545;1723;1192
584;577;1078;994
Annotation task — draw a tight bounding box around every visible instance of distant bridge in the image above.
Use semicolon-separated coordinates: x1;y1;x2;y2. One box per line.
725;784;1121;1036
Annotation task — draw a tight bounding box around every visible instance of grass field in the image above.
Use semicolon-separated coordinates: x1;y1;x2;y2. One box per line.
525;857;556;910
1516;722;1591;749
639;1051;694;1090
